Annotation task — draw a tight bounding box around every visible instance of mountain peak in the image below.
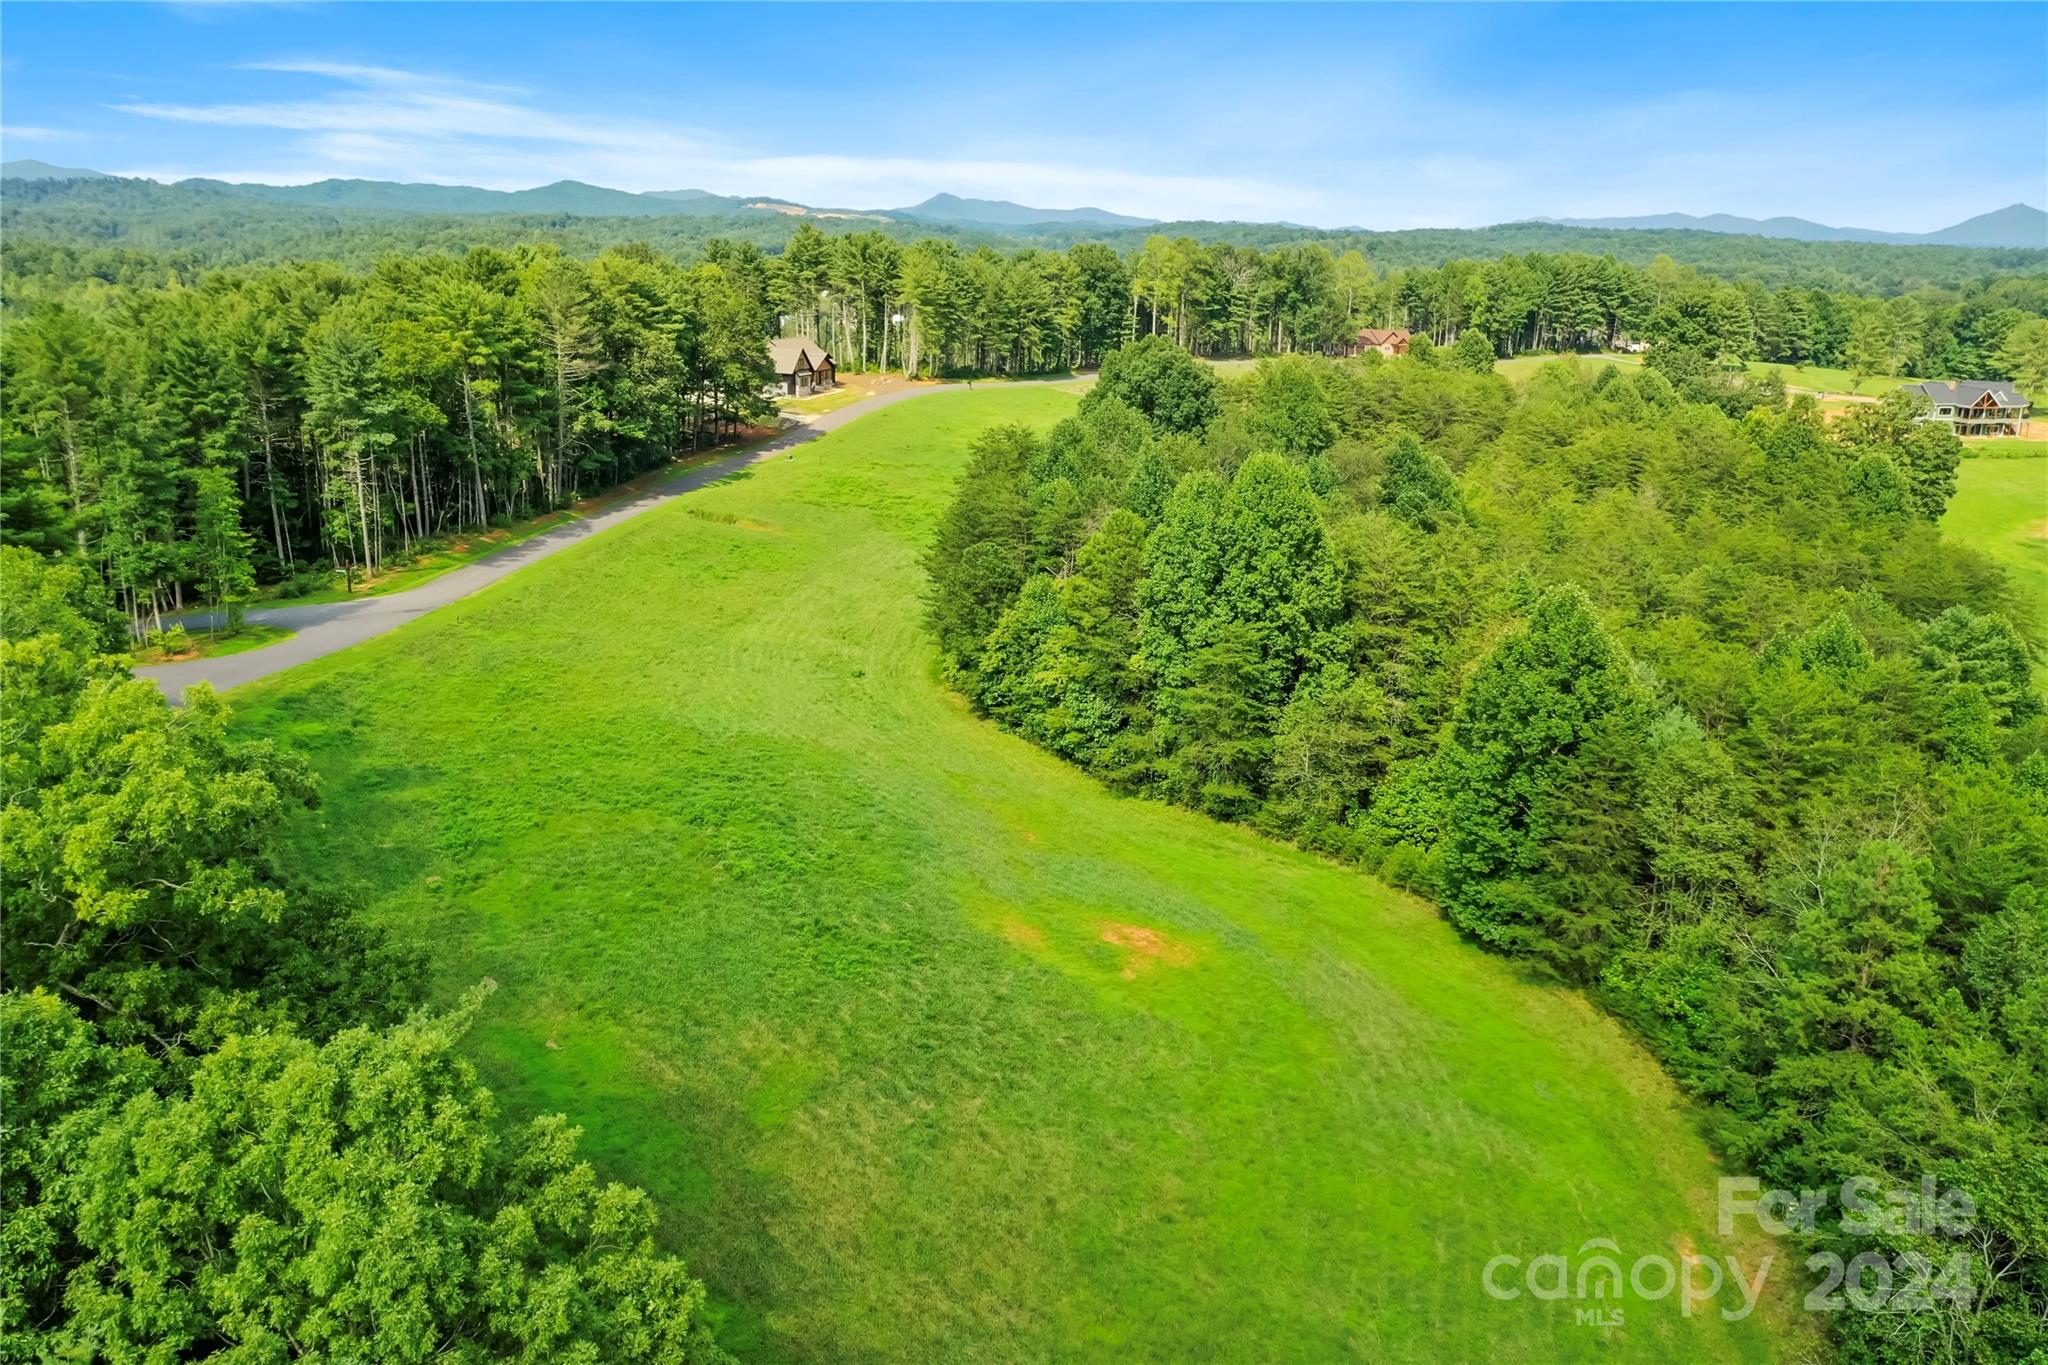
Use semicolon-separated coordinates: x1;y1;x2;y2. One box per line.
1;158;110;180
1922;203;2047;247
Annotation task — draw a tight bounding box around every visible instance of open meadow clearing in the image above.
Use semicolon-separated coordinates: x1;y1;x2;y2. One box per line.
1492;351;1923;397
1493;351;1643;384
1945;455;2048;680
1734;360;1925;397
231;388;1799;1363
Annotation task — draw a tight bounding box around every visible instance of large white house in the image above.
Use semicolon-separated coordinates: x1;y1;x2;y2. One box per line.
1905;379;2031;437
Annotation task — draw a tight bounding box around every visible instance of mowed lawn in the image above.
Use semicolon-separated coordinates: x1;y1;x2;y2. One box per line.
1494;352;1641;384
1945;456;2048;682
232;388;1800;1363
1493;351;1917;397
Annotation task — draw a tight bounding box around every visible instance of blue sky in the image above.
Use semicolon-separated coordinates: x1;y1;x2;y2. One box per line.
3;3;2042;230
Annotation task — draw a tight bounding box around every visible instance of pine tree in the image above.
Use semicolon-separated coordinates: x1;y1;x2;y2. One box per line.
1436;585;1645;964
187;465;255;630
1380;432;1465;531
1213;453;1343;710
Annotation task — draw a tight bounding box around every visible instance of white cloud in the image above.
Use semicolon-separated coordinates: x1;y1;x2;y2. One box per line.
99;56;2041;230
239;59;514;90
109;59;1318;221
2;124;87;142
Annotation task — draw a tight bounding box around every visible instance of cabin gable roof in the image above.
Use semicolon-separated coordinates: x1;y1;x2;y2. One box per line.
769;337;834;376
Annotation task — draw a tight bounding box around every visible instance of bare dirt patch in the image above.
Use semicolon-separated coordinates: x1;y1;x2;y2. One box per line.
1098;922;1196;980
1000;918;1046;951
1972;424;2048;443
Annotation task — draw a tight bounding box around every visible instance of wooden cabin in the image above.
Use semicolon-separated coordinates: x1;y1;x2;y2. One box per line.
769;337;837;396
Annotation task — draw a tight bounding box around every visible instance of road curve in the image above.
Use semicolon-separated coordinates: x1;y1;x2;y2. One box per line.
140;381;1063;703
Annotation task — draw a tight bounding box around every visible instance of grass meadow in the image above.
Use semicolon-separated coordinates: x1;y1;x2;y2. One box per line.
231;388;1801;1362
1946;455;2048;682
1493;351;1918;398
1962;435;2047;458
1493;352;1641;384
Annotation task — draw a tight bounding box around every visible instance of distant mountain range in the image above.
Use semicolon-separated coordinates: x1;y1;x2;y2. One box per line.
2;158;109;181
0;160;1153;230
892;193;1154;229
1533;204;2046;249
2;159;2040;246
176;176;698;218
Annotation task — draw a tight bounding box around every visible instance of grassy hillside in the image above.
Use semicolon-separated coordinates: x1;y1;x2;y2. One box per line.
1945;456;2048;681
231;388;1799;1362
1494;350;1919;397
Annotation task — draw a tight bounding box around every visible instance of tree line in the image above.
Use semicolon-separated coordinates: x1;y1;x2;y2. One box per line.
1125;236;2047;381
3;244;776;630
6;227;2044;639
1390;250;2048;380
925;338;2046;1363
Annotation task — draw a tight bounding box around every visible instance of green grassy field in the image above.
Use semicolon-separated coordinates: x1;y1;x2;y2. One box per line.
258;448;746;607
1744;361;1917;397
1946;456;2048;681
232;389;1800;1362
1493;352;1640;384
1962;436;2047;459
1493;351;1916;398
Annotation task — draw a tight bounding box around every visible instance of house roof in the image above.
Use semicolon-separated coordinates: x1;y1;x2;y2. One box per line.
1906;379;2029;408
768;337;832;375
1356;328;1411;347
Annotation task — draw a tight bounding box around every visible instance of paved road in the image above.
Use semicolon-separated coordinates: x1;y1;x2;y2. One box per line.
140;382;1059;702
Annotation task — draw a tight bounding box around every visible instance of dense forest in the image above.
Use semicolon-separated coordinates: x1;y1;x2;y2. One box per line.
7;211;2047;637
925;339;2047;1363
2;245;781;627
